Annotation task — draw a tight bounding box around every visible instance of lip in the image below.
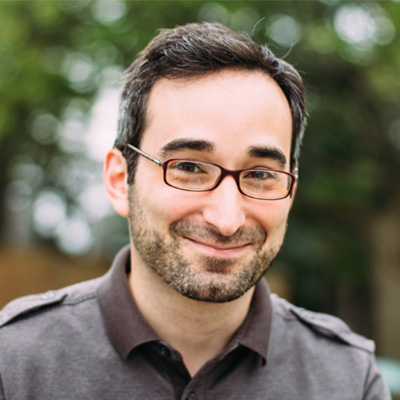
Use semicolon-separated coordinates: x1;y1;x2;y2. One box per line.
184;237;251;256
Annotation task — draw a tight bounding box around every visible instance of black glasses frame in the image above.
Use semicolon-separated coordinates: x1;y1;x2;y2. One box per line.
126;143;298;200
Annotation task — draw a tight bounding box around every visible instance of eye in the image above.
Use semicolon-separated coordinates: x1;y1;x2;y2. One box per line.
169;161;205;173
243;169;277;180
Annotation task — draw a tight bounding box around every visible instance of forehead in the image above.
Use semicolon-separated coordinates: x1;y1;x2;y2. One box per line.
140;69;292;163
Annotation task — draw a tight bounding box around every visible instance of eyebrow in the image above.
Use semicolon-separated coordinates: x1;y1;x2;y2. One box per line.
160;139;214;158
159;139;287;167
248;145;287;167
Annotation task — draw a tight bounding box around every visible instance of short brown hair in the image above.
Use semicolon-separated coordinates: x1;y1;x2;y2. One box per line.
114;22;306;182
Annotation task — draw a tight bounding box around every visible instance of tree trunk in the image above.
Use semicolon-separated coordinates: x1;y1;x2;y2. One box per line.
370;195;400;360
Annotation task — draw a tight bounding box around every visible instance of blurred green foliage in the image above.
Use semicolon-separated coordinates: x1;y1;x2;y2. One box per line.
0;0;399;324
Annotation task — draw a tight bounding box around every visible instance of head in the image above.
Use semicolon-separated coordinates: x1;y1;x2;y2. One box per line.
114;22;306;183
105;22;307;303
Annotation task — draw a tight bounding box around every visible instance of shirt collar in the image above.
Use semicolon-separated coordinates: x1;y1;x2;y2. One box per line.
97;245;160;359
97;245;273;362
235;278;272;364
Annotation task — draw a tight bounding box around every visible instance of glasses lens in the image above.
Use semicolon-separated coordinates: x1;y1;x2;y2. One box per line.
166;160;221;190
240;169;291;200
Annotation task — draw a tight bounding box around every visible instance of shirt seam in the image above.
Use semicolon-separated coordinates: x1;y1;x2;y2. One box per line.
62;292;97;306
4;293;98;326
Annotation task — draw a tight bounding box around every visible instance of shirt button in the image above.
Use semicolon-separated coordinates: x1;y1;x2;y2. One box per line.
41;291;56;300
186;393;197;400
300;309;314;320
159;345;171;358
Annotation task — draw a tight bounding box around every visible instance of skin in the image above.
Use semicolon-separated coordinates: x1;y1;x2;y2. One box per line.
104;69;295;376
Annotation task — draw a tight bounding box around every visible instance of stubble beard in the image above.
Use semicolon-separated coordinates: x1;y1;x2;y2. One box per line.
128;192;285;303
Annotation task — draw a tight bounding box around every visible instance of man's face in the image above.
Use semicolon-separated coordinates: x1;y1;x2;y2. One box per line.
128;69;294;303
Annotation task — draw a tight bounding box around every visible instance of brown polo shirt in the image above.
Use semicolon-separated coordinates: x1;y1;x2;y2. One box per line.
0;246;391;399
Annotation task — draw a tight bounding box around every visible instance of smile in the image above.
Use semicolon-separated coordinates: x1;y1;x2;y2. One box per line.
184;237;251;256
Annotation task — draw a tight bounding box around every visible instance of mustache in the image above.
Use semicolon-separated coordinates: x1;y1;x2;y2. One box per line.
170;220;267;246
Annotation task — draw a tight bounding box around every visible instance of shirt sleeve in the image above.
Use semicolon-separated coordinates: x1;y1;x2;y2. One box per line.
363;355;392;400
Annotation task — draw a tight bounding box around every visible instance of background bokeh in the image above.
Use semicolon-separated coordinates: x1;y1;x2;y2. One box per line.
0;0;399;395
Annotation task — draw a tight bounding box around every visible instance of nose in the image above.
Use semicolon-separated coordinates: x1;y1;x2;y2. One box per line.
202;176;246;237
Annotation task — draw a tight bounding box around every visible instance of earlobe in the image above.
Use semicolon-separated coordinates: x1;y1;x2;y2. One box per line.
103;148;130;218
289;164;299;200
290;180;298;200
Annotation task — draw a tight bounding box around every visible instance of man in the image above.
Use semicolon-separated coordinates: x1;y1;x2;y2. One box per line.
0;23;391;399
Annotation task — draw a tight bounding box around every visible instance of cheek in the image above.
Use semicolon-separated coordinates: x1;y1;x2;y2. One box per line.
138;178;199;226
257;201;292;237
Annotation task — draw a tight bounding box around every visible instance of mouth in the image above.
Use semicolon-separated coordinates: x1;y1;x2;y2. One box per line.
184;236;251;256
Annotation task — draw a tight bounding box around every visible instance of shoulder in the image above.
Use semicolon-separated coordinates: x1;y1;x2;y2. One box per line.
270;294;375;353
268;295;391;398
0;275;104;329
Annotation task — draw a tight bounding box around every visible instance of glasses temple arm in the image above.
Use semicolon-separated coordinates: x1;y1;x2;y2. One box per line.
126;144;163;167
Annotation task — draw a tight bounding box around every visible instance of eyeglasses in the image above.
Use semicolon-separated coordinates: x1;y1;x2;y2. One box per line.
126;144;298;200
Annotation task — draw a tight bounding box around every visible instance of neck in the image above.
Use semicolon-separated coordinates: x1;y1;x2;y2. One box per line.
128;250;254;376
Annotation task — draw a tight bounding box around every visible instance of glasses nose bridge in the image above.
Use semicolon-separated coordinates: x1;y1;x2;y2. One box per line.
215;166;243;193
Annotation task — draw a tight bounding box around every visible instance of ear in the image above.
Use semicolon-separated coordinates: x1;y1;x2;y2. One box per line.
289;165;299;202
103;148;130;218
